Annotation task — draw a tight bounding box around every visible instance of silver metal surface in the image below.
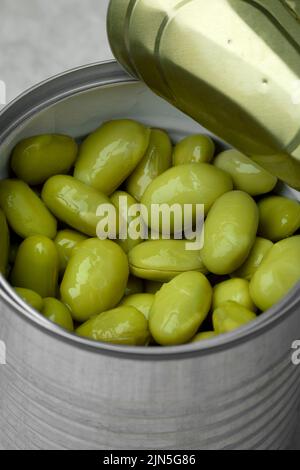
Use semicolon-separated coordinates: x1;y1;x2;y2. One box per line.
0;61;299;449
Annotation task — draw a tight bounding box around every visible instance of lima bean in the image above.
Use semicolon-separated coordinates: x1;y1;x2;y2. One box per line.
257;196;300;242
14;287;43;311
213;278;256;311
250;236;300;311
11;134;78;185
173;134;215;165
54;229;88;274
11;236;59;298
76;306;150;346
74;120;150;195
141;163;233;233
0;179;57;239
201;191;259;275
42;297;74;332
128;240;208;282
213;301;257;334
232;237;273;280
121;293;155;320
126;129;172;201
214;150;277;195
149;272;212;345
42;175;116;237
61;239;129;322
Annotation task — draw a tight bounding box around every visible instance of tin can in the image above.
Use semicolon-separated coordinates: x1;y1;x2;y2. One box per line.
107;0;300;190
0;61;299;450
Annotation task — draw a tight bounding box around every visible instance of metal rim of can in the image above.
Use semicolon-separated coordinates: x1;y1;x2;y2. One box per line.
0;60;299;359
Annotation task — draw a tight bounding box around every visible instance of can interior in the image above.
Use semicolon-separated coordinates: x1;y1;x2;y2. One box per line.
0;62;299;357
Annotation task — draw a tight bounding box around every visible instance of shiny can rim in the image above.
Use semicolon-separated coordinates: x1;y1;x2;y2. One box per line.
0;60;299;359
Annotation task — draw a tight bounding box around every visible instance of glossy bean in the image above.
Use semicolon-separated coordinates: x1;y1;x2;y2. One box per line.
149;272;212;346
42;175;116;237
110;190;143;253
173;134;215;165
232;237;273;280
141;163;233;233
257;196;300;242
74;119;150;195
61;239;129;322
11;236;59;298
213;278;256;311
250;236;300;311
11;134;78;185
0;179;57;239
213;301;257;334
201;191;259;275
42;298;74;332
54;229;88;274
121;293;155;320
14;287;43;311
128;240;208;282
214;149;277;195
126;129;172;201
76;306;150;346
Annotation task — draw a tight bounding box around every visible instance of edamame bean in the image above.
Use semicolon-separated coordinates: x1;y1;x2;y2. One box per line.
124;275;144;297
191;331;218;342
14;287;43;311
232;237;273;280
121;293;155;320
0;209;9;276
74;120;150;195
201;191;259;275
145;280;164;294
213;278;256;311
76;306;150;346
128;240;208;282
149;272;212;345
11;134;78;185
61;239;129;322
173;134;215;165
42;298;74;332
126;129;172;201
141;163;233;233
257;196;300;242
42;175;116;237
0;179;57;239
214;150;277;195
54;229;88;274
250;236;300;311
213;301;257;334
11;236;59;298
110;190;143;253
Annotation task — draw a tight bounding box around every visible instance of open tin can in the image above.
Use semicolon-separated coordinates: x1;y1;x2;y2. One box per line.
0;61;299;450
107;0;300;190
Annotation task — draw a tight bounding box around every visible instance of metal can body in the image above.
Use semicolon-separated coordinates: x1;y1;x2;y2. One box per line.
107;0;300;189
0;62;299;450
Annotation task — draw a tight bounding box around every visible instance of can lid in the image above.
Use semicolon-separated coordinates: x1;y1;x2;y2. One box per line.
108;0;300;190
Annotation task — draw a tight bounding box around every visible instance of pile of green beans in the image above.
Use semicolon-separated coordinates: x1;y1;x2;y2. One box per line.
0;120;299;347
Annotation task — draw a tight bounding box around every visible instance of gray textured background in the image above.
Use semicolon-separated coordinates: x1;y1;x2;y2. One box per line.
0;0;299;450
0;0;113;103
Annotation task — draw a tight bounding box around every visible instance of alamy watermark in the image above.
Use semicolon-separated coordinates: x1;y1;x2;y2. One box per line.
96;198;205;250
291;340;300;366
0;340;6;365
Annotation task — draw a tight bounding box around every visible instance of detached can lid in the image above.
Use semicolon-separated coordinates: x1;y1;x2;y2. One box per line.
107;0;300;190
